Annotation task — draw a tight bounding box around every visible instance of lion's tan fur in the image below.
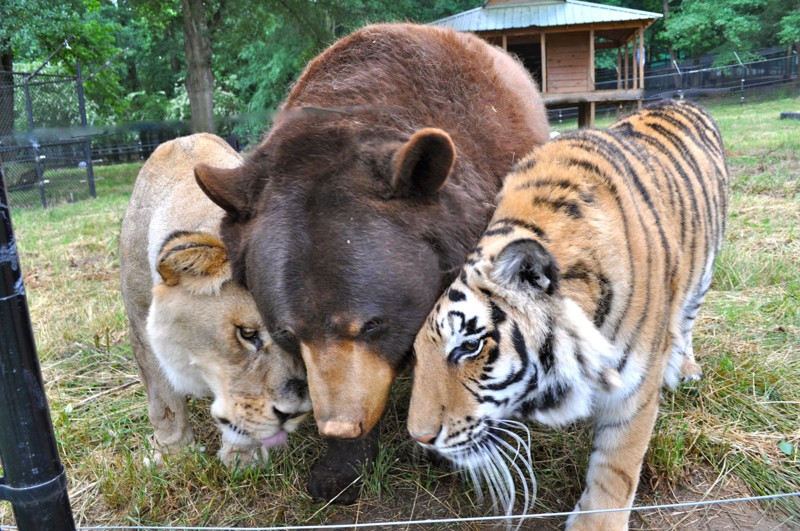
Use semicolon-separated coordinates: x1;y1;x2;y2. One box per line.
120;134;310;467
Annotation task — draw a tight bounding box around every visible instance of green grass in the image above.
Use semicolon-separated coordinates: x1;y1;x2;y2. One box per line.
2;95;799;528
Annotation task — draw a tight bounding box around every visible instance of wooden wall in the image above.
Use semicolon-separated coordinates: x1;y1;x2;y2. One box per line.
545;31;591;93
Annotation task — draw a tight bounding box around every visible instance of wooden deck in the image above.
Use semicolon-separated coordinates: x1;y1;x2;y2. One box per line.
542;88;645;127
541;88;644;106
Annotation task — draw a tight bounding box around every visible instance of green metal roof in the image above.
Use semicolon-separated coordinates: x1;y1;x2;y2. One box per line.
431;0;661;32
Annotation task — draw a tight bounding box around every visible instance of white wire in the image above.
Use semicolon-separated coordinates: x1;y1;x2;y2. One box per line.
1;491;794;531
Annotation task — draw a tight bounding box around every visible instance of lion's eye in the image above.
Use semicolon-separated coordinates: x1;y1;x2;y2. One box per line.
448;338;484;364
239;327;258;340
237;327;264;350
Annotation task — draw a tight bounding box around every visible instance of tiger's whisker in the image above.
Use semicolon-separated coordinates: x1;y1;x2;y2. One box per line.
466;451;485;505
492;426;524;456
486;435;518;509
484;442;514;516
489;431;536;528
477;443;504;514
495;422;535;490
492;441;529;531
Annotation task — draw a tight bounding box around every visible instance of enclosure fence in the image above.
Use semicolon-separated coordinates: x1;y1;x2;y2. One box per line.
549;46;799;123
0;64;96;209
1;491;798;530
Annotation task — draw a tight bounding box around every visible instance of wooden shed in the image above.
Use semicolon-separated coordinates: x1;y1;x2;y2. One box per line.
431;0;662;126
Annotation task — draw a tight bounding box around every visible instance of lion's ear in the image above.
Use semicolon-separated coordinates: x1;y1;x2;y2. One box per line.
391;128;456;197
194;163;251;218
156;232;232;295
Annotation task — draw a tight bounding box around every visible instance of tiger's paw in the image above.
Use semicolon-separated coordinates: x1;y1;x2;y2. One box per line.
679;358;703;383
307;427;379;504
566;508;630;531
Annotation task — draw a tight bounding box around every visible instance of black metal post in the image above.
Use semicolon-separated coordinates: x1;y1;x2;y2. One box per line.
22;76;47;209
75;62;96;199
0;165;75;529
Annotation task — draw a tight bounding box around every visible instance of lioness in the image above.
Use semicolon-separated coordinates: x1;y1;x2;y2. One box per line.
120;133;311;467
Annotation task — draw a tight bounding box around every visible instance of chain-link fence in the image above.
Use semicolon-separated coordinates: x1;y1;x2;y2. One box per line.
0;64;95;209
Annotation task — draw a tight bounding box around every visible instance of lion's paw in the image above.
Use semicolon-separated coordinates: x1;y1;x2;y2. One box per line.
218;442;268;470
144;431;196;467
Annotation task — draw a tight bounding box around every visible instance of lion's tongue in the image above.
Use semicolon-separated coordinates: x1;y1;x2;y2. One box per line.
261;430;288;448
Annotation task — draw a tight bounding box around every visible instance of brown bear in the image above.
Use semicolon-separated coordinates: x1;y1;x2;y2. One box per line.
195;22;549;503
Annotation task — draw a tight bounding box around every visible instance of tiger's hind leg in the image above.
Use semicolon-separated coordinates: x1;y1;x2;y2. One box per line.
671;258;717;386
664;294;706;388
679;334;702;383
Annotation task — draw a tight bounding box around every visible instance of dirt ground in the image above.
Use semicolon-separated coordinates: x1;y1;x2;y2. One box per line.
337;463;796;531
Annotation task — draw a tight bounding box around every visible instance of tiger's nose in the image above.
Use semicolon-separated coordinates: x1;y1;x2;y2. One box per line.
410;429;440;445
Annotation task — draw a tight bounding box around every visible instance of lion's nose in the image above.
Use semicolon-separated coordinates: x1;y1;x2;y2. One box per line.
273;406;304;423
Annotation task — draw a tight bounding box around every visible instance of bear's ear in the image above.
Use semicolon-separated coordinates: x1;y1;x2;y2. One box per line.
391;128;456;197
491;238;560;295
194;163;251;218
156;232;232;296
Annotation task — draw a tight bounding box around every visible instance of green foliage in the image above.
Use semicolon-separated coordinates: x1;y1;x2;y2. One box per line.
663;0;800;62
0;0;123;110
5;0;799;131
776;9;800;46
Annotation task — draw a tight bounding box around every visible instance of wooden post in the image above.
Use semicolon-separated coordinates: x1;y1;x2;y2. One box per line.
502;34;507;51
578;102;595;128
638;26;645;91
589;29;595;91
617;47;622;89
624;40;629;89
541;32;547;93
633;32;639;90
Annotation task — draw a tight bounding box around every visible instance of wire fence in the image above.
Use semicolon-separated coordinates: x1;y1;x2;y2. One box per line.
548;46;799;123
0;66;96;209
0;492;797;530
1;47;795;209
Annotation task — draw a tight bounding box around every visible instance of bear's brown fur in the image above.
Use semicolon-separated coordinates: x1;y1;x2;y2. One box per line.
195;22;549;502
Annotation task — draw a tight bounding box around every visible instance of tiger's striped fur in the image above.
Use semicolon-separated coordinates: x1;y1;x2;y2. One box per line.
408;101;728;530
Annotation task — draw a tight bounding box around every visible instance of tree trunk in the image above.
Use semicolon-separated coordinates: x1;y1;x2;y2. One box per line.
0;46;14;139
180;0;215;133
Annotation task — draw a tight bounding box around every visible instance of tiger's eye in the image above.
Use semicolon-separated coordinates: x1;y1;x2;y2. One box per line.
447;338;485;364
462;339;481;352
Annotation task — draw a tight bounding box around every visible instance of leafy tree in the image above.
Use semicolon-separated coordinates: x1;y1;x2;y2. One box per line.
0;0;120;136
213;0;481;141
662;0;800;62
773;2;800;55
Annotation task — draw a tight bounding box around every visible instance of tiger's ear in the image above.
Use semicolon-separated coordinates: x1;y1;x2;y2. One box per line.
194;163;252;218
156;232;232;296
391;128;456;197
491;239;560;295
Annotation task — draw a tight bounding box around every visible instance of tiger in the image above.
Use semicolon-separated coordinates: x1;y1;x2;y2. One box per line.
408;100;728;530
